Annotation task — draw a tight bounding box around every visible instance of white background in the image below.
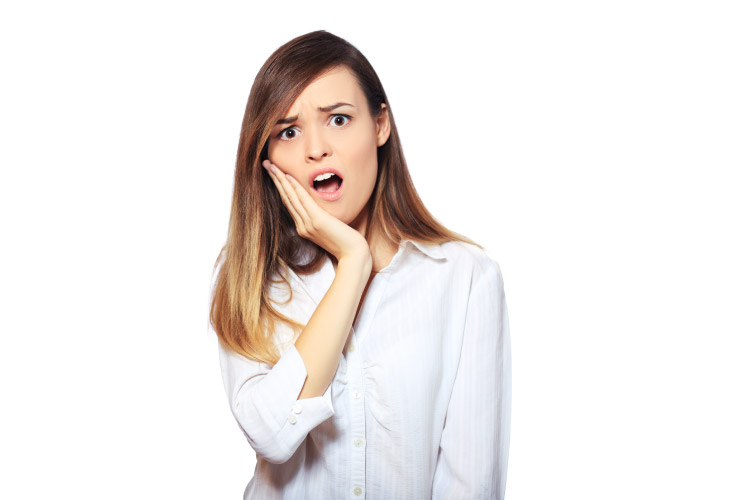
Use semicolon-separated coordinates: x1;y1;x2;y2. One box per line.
1;1;748;499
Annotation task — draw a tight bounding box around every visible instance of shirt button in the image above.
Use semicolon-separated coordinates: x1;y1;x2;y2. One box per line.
348;342;356;352
291;403;302;414
353;486;363;496
341;376;348;385
287;414;297;425
352;390;361;399
353;437;365;448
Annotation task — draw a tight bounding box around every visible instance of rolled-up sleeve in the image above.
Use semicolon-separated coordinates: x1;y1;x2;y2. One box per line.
432;259;512;499
218;341;335;464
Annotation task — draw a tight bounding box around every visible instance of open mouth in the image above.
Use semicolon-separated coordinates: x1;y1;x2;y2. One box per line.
312;172;343;193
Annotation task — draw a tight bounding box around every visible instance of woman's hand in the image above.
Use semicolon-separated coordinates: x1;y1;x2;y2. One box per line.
263;159;371;266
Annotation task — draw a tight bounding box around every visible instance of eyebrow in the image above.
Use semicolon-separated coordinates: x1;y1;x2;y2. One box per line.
275;102;355;126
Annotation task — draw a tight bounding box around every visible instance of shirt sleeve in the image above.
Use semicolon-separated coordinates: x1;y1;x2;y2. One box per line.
432;259;512;499
217;339;335;464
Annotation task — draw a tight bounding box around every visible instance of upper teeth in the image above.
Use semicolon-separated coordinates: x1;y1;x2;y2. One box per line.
314;172;336;182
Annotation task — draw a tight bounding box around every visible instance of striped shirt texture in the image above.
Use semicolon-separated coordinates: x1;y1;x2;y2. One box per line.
216;238;511;499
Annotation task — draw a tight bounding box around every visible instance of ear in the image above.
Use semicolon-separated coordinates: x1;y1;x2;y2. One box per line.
375;103;391;147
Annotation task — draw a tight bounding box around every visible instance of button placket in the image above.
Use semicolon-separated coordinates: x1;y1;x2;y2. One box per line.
347;330;366;499
345;271;394;500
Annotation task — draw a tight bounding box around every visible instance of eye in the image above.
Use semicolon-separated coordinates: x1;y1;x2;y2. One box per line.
276;114;351;142
277;127;299;141
329;114;351;127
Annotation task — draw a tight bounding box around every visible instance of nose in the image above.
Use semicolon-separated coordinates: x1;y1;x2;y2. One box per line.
305;124;332;162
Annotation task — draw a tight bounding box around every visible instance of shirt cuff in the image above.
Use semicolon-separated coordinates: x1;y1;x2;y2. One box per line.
252;344;335;457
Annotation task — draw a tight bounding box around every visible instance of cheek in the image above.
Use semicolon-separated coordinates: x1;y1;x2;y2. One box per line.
346;132;379;169
266;142;281;163
267;143;297;171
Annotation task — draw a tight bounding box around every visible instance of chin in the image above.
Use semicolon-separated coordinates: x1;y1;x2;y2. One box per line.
321;205;351;223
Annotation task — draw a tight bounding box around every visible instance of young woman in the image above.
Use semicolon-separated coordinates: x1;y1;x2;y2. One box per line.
209;30;511;500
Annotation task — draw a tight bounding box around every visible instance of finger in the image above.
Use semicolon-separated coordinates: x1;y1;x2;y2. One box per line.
284;172;324;218
265;163;293;211
271;163;309;225
265;162;304;226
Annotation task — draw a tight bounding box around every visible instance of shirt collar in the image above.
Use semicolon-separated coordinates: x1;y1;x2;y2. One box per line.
401;238;447;260
281;238;447;306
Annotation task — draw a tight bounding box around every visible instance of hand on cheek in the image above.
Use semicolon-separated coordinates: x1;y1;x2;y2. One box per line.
261;159;369;261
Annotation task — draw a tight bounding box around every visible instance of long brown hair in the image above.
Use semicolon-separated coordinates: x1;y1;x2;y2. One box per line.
210;30;480;365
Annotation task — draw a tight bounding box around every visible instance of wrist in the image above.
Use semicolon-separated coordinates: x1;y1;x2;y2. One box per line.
337;251;373;279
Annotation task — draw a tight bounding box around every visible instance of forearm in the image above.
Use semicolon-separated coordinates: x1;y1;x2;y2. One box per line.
294;253;371;399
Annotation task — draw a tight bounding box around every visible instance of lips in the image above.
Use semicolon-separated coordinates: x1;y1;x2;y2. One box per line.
308;167;345;201
308;167;345;190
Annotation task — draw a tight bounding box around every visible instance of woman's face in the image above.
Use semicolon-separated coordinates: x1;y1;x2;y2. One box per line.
266;66;390;232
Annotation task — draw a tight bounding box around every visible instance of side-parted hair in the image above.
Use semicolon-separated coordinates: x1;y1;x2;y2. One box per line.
210;30;481;365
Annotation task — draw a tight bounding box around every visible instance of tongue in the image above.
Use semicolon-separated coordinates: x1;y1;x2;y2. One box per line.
315;175;341;193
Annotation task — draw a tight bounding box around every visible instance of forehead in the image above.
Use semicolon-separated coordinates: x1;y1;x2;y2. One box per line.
285;66;365;112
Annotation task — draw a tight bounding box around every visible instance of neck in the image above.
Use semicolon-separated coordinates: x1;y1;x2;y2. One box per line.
349;205;398;273
368;230;399;273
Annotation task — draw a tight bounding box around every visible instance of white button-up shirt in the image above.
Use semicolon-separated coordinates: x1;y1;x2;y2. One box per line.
216;238;511;499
